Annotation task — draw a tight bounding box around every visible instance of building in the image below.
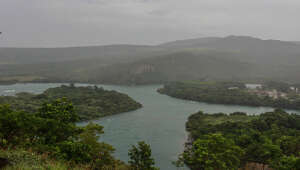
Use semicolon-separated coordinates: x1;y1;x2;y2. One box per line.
245;84;262;89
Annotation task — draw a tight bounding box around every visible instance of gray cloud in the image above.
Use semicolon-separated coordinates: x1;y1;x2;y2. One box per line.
0;0;300;47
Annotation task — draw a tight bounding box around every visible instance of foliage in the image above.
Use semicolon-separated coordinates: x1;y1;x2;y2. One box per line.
181;110;300;169
0;84;142;120
181;133;243;170
79;123;116;168
128;141;159;170
270;155;300;170
0;99;123;169
0;149;89;170
159;81;300;110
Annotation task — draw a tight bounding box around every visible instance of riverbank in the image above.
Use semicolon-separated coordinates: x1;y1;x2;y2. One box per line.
158;81;300;111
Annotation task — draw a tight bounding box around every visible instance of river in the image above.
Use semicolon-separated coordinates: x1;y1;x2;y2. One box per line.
1;83;299;170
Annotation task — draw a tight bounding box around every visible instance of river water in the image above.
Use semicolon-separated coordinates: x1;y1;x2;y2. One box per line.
1;83;299;170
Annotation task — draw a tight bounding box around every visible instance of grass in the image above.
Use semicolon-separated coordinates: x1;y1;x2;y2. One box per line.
0;149;89;170
0;149;132;170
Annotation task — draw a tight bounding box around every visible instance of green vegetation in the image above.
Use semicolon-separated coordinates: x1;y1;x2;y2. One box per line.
176;110;300;170
158;81;300;110
181;133;244;170
0;99;157;169
0;84;142;120
128;141;159;170
0;149;90;170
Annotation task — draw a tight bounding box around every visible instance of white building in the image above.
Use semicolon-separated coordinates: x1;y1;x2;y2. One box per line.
245;84;262;89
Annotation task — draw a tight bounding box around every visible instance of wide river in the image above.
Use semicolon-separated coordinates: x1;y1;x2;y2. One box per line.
1;83;299;170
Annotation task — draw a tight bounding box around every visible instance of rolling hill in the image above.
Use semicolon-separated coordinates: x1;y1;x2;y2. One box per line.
1;35;300;84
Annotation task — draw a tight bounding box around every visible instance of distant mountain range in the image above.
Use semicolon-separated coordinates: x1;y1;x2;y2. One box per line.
1;36;300;84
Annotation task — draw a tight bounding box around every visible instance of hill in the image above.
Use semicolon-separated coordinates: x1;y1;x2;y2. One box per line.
160;35;300;66
85;51;253;84
0;45;165;65
1;35;300;84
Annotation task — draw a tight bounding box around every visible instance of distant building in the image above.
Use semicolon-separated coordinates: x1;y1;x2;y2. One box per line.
290;86;299;93
245;84;262;89
228;87;239;90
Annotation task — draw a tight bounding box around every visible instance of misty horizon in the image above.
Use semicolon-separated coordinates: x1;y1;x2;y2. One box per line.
0;35;299;48
1;0;300;47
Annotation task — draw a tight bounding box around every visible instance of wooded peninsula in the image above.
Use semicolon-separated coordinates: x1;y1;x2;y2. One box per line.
0;84;142;121
158;81;300;110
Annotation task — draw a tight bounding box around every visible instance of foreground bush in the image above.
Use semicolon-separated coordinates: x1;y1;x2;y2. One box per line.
0;98;157;169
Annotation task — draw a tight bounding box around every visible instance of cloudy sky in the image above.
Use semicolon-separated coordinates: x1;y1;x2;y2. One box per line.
0;0;299;47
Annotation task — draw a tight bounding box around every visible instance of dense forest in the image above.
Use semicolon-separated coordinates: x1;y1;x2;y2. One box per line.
0;99;158;169
175;110;300;170
0;84;142;120
158;81;300;110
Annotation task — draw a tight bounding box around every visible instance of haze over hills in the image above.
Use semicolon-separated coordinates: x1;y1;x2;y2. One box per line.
293;41;300;45
160;35;300;65
1;35;300;84
0;45;166;65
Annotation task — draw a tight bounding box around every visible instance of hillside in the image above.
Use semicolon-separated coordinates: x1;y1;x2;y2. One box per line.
85;51;253;85
160;35;300;66
0;45;165;64
1;35;300;84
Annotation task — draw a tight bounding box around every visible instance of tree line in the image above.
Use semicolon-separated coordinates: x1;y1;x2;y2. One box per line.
158;81;300;110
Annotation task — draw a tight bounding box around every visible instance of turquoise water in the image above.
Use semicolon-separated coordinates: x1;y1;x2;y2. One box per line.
1;83;299;170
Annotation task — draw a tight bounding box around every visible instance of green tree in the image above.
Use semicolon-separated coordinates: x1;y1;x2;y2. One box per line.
128;141;158;170
0;105;35;147
242;133;282;166
182;133;244;170
79;122;115;167
270;155;300;170
34;98;82;145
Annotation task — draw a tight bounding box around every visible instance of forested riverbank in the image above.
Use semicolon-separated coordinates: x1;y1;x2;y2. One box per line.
158;81;300;110
0;84;142;121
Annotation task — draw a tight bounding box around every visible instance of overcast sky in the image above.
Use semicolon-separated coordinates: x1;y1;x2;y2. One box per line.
0;0;300;47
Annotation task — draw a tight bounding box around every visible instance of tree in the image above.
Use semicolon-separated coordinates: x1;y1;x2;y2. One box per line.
0;104;37;147
34;98;82;145
128;141;159;170
79;122;115;167
270;155;300;170
182;133;244;170
242;133;282;167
